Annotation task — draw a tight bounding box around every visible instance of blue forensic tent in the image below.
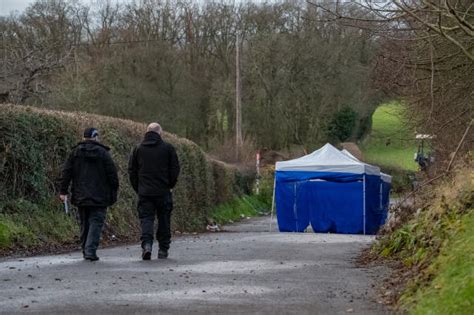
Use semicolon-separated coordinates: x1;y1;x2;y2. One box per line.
274;144;390;235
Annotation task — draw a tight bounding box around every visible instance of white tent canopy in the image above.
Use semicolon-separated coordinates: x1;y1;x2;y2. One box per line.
380;172;392;183
340;149;392;183
341;149;358;160
275;143;380;175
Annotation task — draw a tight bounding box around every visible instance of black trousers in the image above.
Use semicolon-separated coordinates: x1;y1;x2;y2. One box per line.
138;193;173;251
78;207;107;256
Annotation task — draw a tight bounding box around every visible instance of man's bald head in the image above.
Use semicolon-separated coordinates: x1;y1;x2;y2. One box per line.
147;122;162;135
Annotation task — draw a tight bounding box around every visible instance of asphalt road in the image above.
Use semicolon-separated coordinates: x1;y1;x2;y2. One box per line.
0;216;389;315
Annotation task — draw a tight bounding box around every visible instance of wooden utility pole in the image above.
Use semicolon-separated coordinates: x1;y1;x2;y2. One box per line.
235;33;243;161
2;26;6;85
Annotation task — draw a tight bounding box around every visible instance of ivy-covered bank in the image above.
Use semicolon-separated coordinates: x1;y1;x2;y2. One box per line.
0;105;254;251
374;163;473;314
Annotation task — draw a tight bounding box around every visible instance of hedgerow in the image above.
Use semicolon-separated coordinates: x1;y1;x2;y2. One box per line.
0;104;253;250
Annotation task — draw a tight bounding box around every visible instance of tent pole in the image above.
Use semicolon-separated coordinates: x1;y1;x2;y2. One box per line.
294;182;297;233
363;175;366;235
380;181;383;211
269;176;276;232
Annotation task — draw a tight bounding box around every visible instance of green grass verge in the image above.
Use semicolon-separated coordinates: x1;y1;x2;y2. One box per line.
0;199;78;249
211;195;270;225
410;211;474;315
362;102;418;171
374;166;473;314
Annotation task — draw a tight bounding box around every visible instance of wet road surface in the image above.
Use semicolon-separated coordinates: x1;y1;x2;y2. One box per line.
0;216;389;314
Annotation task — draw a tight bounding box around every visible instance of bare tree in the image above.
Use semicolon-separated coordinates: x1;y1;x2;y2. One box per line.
307;0;473;169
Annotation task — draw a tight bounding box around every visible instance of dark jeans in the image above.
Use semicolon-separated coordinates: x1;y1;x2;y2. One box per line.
138;193;173;251
78;207;107;256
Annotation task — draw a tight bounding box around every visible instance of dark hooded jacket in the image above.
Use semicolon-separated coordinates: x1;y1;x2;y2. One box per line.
128;132;180;196
60;141;119;207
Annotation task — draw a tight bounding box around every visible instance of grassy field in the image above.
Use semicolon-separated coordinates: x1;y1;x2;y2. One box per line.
362;102;418;171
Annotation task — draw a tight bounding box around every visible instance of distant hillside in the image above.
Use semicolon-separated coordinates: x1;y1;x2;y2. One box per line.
0;104;252;251
362;102;418;172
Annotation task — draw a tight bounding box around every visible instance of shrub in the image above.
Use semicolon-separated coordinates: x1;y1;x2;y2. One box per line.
327;107;358;142
380;165;416;194
211;195;270;225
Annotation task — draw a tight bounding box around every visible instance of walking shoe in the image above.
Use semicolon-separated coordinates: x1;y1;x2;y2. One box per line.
84;254;99;261
158;249;168;259
142;244;152;260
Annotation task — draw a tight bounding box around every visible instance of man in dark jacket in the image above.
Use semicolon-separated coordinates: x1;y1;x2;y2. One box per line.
128;122;180;260
60;128;119;261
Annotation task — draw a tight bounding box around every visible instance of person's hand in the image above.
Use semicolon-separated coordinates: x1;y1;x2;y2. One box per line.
59;194;68;202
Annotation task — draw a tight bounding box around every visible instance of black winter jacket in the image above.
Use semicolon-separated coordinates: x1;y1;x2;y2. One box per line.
60;141;119;207
128;132;180;196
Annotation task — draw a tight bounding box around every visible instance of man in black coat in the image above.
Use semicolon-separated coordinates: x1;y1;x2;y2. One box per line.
60;128;119;261
128;122;180;260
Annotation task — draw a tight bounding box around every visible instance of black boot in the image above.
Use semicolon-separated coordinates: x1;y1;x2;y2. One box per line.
142;243;152;260
158;248;168;259
84;253;99;261
84;255;99;261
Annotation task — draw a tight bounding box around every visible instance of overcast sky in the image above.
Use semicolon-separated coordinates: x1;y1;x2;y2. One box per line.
0;0;135;16
0;0;276;16
0;0;32;15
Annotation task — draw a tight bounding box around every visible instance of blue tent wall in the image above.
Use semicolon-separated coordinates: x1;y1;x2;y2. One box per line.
275;180;310;232
380;181;391;225
275;171;386;235
307;180;364;233
364;175;384;234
